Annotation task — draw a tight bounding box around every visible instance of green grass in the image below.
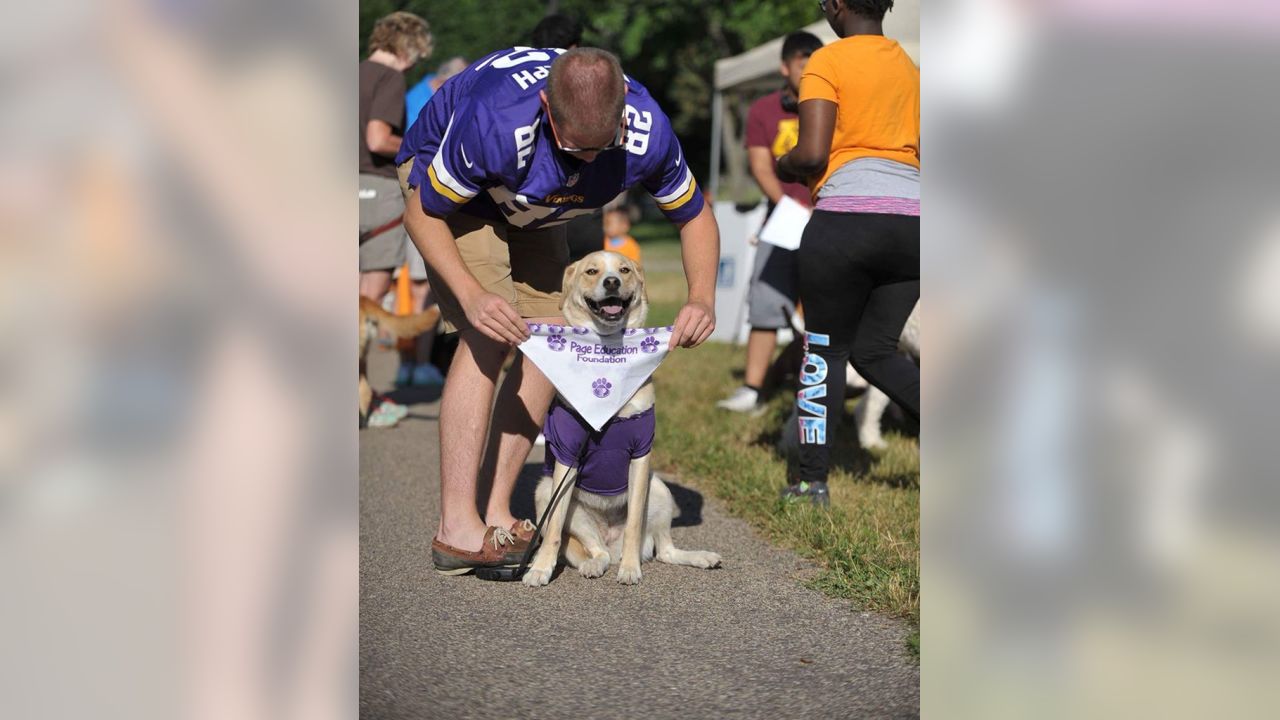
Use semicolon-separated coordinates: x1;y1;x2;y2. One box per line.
642;251;920;652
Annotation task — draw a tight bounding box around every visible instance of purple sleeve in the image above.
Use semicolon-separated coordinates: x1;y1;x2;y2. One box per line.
631;410;655;458
545;405;589;467
409;101;490;217
638;111;704;225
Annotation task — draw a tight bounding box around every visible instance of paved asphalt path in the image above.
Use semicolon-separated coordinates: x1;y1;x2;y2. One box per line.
360;348;919;719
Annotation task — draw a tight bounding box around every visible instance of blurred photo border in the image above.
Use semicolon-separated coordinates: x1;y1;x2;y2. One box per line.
3;0;1279;718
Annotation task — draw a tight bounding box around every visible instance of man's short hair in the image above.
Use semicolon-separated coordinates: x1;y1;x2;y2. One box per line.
546;48;626;142
845;0;895;23
532;13;584;49
781;31;824;61
368;12;433;65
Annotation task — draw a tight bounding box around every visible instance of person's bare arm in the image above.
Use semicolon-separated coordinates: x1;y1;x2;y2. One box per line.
668;201;719;349
748;146;786;205
402;187;528;344
777;99;836;182
365;119;402;157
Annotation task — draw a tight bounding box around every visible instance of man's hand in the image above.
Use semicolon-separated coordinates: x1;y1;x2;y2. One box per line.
463;291;530;345
669;300;715;349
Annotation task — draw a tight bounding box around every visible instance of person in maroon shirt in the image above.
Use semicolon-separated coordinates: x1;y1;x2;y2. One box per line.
718;31;824;413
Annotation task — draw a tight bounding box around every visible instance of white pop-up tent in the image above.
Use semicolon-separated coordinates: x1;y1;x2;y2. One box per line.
706;6;918;344
709;4;918;199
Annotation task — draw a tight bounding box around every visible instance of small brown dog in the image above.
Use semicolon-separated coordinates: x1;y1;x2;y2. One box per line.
358;297;440;425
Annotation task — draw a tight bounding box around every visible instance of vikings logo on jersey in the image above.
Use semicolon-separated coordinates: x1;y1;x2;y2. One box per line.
397;47;704;231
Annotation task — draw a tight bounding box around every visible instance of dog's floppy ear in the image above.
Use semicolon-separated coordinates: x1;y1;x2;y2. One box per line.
631;259;647;301
559;260;580;309
624;257;650;329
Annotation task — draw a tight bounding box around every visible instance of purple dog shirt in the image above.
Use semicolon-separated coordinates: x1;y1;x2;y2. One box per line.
542;400;655;496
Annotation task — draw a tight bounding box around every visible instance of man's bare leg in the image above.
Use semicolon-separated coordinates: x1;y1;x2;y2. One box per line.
743;328;778;389
435;328;510;552
359;270;392;301
409;279;430;311
478;315;560;531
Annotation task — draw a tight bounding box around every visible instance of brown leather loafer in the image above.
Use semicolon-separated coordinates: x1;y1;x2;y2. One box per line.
432;526;530;576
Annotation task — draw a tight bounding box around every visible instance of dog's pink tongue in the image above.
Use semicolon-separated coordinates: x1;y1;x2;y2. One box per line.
602;303;623;314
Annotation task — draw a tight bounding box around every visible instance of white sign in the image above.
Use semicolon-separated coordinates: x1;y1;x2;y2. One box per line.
710;200;767;344
758;195;812;251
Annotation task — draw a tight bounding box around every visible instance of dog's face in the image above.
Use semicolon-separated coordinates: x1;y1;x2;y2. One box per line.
561;251;648;334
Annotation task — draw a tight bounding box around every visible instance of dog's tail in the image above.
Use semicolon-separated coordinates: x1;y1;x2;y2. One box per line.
360;296;442;339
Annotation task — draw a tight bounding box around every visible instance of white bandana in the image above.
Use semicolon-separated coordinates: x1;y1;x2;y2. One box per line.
519;323;673;431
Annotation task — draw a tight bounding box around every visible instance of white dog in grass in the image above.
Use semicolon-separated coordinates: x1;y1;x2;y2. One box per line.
522;251;722;587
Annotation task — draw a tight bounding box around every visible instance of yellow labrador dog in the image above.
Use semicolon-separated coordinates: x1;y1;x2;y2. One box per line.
522;251;722;587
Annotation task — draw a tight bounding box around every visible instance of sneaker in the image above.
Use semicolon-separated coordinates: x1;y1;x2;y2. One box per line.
780;480;831;507
432;526;531;575
412;362;445;387
366;397;399;425
367;398;409;428
383;398;409;421
717;386;760;413
394;363;413;388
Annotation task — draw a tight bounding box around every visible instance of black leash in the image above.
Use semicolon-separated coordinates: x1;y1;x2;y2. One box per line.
475;412;597;582
358;215;404;245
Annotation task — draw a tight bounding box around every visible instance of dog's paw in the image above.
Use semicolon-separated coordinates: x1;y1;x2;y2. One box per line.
616;564;642;585
522;565;553;587
578;556;609;578
688;551;722;569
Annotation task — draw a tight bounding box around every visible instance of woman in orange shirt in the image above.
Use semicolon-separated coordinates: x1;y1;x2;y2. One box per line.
777;0;919;504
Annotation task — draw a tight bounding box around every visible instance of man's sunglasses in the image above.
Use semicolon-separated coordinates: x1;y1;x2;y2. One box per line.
557;123;626;154
543;98;627;154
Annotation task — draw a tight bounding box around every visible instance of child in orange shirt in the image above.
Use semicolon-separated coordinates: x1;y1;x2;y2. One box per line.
603;207;642;263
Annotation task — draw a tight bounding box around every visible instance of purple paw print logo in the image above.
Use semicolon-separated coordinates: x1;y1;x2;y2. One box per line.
640;336;660;354
547;335;567;352
624;328;639;337
526;322;542;333
592;378;612;398
548;325;565;334
644;327;658;335
572;326;589;335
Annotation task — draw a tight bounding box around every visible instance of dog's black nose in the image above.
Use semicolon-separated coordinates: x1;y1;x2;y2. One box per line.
603;276;620;292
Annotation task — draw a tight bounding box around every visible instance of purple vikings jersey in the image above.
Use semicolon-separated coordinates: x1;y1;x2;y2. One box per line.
395;47;703;230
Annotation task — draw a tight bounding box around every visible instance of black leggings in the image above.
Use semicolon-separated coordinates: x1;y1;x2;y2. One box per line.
795;211;919;483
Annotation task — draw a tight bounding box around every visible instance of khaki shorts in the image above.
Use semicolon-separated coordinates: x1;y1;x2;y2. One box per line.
398;158;568;333
358;173;408;272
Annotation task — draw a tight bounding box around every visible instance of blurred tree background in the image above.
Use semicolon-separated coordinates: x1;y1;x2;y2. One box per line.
359;0;821;189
